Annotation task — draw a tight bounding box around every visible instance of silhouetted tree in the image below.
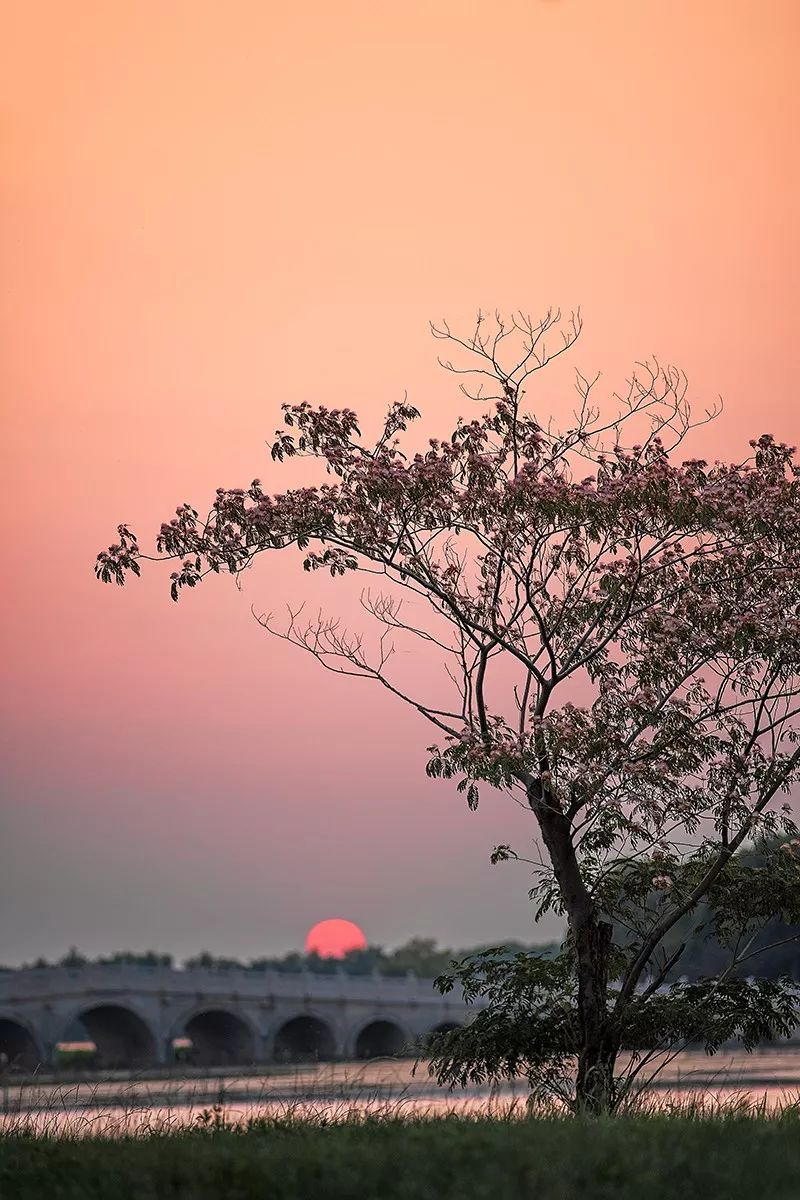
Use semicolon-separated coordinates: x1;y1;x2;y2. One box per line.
98;310;800;1112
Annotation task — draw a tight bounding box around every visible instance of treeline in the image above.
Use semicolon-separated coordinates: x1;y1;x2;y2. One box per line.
1;938;559;978
1;949;174;973
6;906;797;981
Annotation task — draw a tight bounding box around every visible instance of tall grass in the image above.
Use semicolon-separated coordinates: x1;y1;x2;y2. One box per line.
3;1101;800;1200
4;1059;800;1199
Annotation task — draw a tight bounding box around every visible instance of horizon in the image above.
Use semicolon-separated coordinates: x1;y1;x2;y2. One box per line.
2;931;560;972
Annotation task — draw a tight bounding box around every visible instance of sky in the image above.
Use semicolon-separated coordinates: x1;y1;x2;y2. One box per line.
1;0;799;966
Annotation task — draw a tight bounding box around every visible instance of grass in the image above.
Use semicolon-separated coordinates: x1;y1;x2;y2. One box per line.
3;1102;800;1200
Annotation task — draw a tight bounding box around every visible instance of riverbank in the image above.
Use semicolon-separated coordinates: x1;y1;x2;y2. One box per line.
3;1110;800;1199
5;1047;800;1131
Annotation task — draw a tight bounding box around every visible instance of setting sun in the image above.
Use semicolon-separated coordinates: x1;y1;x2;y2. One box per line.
304;919;367;959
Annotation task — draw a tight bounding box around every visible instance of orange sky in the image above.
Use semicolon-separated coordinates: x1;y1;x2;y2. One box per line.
2;0;798;964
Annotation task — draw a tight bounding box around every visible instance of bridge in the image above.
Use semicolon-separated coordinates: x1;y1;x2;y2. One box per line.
0;964;473;1071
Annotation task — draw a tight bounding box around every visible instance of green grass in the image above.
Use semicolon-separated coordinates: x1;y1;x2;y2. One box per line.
3;1108;800;1200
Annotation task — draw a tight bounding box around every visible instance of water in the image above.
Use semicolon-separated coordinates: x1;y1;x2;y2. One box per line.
4;1048;800;1135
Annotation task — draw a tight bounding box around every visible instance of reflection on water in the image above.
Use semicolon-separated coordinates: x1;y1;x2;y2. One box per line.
3;1048;800;1136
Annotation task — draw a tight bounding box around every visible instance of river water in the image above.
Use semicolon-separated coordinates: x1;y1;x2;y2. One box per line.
4;1048;800;1135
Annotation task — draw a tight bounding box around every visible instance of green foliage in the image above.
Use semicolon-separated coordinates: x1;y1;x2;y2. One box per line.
622;977;799;1054
429;948;579;1103
606;837;800;986
428;944;800;1112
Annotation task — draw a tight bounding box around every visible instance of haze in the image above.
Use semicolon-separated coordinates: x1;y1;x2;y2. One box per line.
1;0;798;965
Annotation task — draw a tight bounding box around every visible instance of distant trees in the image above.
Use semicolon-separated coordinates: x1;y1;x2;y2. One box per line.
12;949;174;972
97;950;174;968
5;939;559;977
98;310;800;1112
6;925;796;981
161;938;544;978
190;938;559;977
59;947;88;970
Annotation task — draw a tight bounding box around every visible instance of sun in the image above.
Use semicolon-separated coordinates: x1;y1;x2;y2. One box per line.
305;918;367;959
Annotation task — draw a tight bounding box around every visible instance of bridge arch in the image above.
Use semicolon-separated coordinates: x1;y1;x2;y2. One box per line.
172;1007;258;1067
60;1003;157;1069
272;1012;338;1062
353;1018;410;1059
0;1014;43;1072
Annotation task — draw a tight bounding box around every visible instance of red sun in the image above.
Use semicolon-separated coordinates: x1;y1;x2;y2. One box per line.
305;918;367;959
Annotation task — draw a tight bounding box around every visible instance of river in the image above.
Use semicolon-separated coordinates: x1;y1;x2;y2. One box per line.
3;1048;800;1135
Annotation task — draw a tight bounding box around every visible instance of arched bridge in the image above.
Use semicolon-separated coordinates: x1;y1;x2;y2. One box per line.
0;964;473;1071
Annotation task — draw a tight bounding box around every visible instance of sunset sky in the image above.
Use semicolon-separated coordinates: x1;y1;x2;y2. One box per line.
2;0;798;965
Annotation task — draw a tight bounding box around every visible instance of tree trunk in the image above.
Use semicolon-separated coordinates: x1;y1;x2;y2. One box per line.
525;779;617;1113
573;910;616;1113
575;1040;618;1114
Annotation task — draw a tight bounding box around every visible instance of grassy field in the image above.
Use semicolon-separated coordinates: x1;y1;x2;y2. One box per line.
3;1109;800;1200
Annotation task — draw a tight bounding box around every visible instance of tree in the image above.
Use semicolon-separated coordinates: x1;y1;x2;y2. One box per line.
59;947;88;970
97;309;800;1112
645;838;800;984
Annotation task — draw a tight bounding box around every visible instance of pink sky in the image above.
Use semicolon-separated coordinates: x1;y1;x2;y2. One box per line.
1;0;798;964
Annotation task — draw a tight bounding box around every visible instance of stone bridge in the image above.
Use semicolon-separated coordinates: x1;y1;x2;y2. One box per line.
0;964;473;1071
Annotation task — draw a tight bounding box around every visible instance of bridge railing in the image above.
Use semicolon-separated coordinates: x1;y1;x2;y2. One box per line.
0;963;467;1005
